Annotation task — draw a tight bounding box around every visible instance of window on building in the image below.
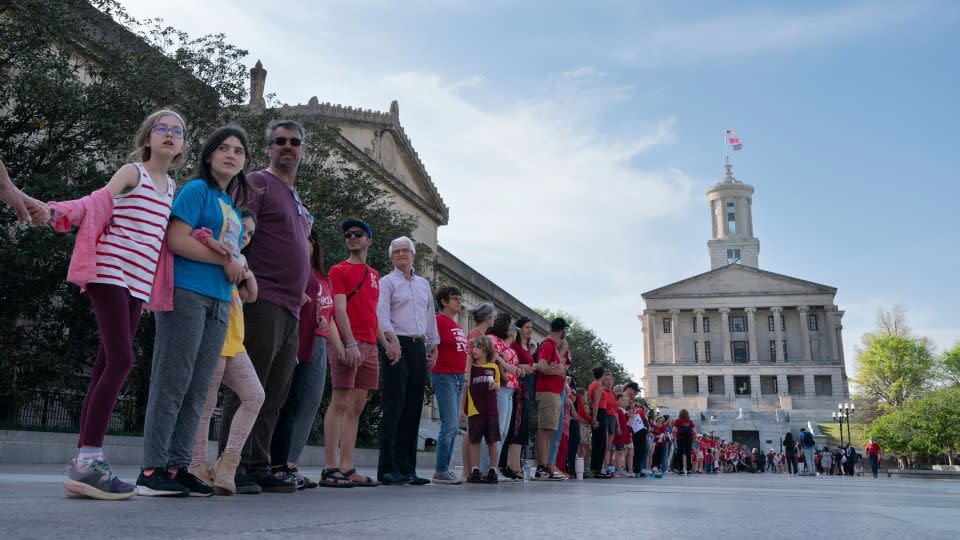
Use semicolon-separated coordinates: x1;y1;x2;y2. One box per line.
768;315;785;331
787;375;804;396
730;315;746;333
814;375;833;396
808;314;818;331
683;376;699;396
760;375;778;395
734;375;751;395
732;341;749;363
782;340;788;362
704;341;712;363
769;340;777;362
727;212;736;235
726;202;735;208
694;342;699;363
726;248;742;265
703;317;710;333
692;317;697;333
708;375;725;395
663;318;671;334
657;376;674;396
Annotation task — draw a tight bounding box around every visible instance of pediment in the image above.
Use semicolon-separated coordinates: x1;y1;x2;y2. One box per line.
643;265;835;300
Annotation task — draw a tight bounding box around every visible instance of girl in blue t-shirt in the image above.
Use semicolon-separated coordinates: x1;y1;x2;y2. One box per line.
138;125;255;497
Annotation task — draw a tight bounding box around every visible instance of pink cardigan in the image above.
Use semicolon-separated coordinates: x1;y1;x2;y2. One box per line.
49;187;175;311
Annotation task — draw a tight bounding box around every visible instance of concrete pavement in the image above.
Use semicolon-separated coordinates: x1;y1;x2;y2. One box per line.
1;466;959;539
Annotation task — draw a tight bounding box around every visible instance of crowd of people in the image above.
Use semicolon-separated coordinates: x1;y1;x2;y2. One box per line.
0;110;884;502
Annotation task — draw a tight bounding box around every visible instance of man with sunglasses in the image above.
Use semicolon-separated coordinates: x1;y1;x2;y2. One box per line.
218;120;312;493
323;220;395;487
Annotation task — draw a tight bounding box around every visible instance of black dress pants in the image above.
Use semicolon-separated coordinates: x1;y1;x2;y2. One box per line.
377;336;426;481
590;409;608;472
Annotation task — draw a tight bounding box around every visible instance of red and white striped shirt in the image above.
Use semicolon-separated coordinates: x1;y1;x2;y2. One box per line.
89;163;174;301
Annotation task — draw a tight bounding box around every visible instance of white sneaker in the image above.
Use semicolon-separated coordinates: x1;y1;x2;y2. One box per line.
432;471;464;485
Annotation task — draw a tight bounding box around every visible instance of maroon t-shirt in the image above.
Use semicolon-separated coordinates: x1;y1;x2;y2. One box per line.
511;341;534;366
244;170;310;318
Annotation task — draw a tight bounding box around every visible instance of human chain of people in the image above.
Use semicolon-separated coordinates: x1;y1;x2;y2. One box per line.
0;110;883;501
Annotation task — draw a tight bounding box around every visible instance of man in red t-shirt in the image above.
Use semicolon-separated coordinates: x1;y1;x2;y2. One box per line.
321;219;394;487
532;317;569;481
866;437;882;478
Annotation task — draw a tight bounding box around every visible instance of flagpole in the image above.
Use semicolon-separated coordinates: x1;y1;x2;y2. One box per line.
724;130;729;165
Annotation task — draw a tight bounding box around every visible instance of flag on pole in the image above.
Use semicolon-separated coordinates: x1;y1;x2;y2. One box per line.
729;137;740;144
726;129;737;135
732;143;743;150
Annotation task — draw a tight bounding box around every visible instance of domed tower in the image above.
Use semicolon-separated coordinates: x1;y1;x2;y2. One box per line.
706;163;760;269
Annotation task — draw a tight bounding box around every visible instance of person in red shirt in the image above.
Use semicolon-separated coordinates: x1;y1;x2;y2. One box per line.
321;220;395;487
866;437;882;478
429;285;468;484
602;374;619;473
587;366;609;478
505;317;537;478
532;317;569;481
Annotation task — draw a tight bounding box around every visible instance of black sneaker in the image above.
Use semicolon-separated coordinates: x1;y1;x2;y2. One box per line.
251;471;297;493
173;468;214;497
288;466;318;489
136;468;189;497
467;468;483;484
235;471;261;494
485;468;498;484
500;466;522;481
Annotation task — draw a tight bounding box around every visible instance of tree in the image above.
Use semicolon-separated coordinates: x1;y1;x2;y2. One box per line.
853;334;934;414
871;386;960;465
937;342;960;387
534;309;634;392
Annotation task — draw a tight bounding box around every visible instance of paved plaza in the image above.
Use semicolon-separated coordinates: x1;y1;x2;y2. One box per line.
1;466;958;539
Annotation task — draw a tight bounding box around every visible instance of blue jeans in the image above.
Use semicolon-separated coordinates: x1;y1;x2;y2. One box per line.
547;389;567;465
661;440;672;472
480;386;514;472
429;372;464;473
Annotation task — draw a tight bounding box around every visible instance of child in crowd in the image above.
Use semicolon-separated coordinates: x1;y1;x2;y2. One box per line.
613;394;631;476
576;387;592;464
189;210;263;495
23;109;187;500
461;335;501;484
138;125;253;497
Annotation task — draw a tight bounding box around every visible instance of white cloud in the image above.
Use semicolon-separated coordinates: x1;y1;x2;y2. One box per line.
617;2;924;66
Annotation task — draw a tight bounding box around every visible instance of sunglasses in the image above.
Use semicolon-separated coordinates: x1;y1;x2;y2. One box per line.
343;230;367;239
151;124;185;139
272;137;303;147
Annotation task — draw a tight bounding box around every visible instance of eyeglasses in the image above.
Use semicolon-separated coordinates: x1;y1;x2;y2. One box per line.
391;248;412;256
272;137;303;147
343;230;367;239
152;125;185;139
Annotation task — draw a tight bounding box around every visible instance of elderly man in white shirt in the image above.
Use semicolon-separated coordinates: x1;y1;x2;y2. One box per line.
376;236;440;485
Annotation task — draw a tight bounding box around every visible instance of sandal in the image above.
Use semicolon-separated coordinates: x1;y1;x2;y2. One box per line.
342;468;380;487
319;467;354;488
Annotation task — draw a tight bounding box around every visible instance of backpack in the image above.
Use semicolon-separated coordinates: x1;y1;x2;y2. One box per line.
678;422;693;441
802;431;815;447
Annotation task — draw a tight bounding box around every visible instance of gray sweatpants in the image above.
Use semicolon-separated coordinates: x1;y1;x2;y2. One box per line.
142;287;229;470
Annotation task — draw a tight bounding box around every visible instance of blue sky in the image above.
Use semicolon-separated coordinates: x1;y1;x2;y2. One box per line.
123;0;960;380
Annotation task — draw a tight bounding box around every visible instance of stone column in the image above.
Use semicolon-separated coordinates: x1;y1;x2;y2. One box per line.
835;310;846;364
698;373;709;398
745;307;758;363
803;373;816;399
723;373;735;399
776;373;788;396
771;306;783;362
673;375;683;398
644;309;656;364
797;306;811;363
823;306;837;362
694;308;705;363
750;374;761;399
720;308;730;364
670;309;681;364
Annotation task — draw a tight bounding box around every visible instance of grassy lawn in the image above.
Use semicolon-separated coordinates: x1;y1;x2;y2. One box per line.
817;422;869;448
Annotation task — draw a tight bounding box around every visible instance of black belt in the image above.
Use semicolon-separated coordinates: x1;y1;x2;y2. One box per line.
398;335;425;343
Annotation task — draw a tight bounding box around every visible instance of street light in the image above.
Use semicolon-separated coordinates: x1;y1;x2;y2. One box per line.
838;403;855;448
832;411;845;447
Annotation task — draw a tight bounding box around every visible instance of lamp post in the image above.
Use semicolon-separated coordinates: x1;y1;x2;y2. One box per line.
832;411;845;447
838;403;855;448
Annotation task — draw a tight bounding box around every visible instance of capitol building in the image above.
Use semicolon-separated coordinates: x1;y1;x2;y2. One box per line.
639;163;849;450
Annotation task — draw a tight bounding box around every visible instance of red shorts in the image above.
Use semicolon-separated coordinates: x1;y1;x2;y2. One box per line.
468;414;500;444
330;341;379;390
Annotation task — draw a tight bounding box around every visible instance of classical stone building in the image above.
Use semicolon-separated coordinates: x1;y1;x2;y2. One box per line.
639;163;849;450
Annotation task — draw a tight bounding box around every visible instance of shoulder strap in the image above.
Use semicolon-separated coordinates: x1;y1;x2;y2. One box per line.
345;265;370;302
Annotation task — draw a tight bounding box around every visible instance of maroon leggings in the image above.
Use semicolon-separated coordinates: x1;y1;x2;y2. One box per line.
77;283;142;448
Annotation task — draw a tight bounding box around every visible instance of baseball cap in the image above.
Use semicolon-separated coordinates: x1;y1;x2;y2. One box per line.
341;219;373;239
550;317;569;332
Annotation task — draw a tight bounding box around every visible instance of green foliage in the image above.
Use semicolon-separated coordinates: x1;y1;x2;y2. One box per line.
937;342;960;387
816;422;869;449
853;333;934;413
0;1;418;444
533;308;633;391
870;387;960;461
